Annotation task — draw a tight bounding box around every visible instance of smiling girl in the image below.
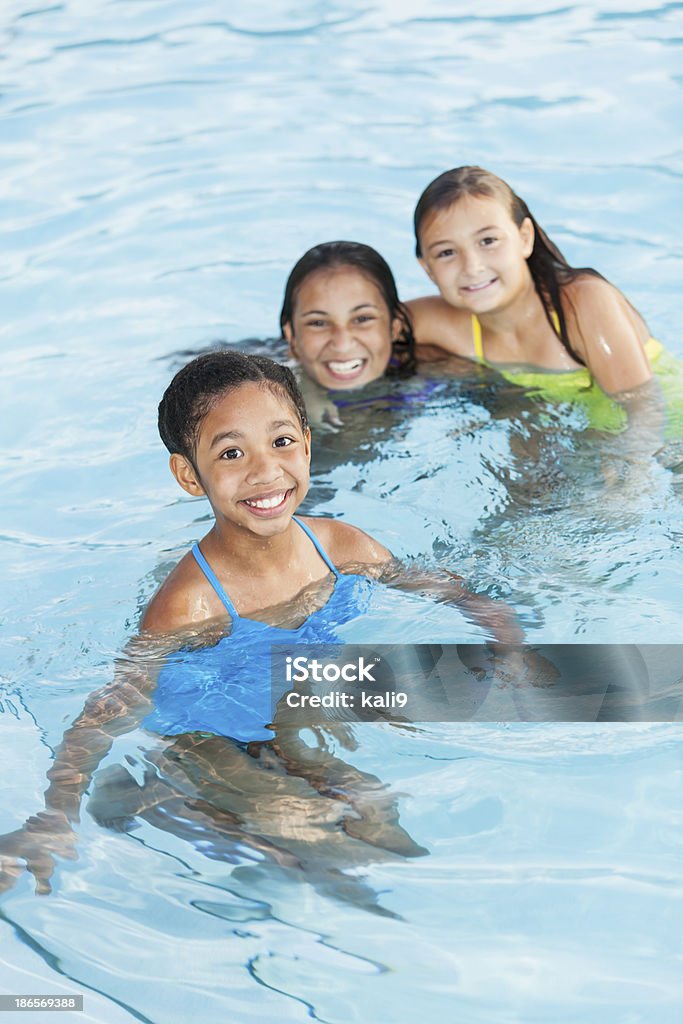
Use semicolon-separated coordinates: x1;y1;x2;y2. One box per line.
279;241;416;392
142;350;388;635
407;165;661;399
0;351;553;899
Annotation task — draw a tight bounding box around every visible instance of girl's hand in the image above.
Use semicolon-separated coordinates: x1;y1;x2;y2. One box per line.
296;372;344;432
0;810;78;896
459;646;561;720
319;400;344;432
490;647;561;690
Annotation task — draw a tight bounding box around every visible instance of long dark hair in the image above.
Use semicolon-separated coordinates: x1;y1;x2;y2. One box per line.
279;241;417;377
414;166;604;365
159;350;308;464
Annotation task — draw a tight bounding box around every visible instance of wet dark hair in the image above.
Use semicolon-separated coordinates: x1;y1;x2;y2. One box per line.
414;166;604;366
279;241;417;377
158;350;308;464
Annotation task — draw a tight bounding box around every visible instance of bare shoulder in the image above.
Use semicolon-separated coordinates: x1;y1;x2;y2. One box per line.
564;273;623;310
405;295;473;358
564;274;648;331
141;550;223;634
299;516;392;572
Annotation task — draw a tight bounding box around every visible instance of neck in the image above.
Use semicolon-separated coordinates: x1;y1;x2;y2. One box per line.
204;517;301;576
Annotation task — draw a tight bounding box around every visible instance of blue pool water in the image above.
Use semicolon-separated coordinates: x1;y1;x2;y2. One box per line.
1;1;683;1021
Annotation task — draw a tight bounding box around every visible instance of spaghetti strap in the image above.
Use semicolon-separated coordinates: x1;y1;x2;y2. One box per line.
471;314;485;364
192;543;240;619
192;519;338;619
293;516;339;577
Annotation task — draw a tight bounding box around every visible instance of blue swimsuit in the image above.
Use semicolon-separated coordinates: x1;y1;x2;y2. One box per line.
143;518;373;743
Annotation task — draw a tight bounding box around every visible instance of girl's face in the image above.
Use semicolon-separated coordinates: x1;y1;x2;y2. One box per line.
171;383;311;539
283;267;400;389
417;195;534;315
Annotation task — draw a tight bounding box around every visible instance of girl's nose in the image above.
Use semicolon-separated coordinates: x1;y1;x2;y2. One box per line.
245;450;285;485
461;247;484;276
328;325;355;351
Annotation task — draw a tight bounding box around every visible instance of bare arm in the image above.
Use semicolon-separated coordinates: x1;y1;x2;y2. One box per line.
405;296;474;360
315;515;524;646
566;277;654;396
561;279;667;493
43;648;158;822
372;559;563;696
0;637;164;894
375;558;524;646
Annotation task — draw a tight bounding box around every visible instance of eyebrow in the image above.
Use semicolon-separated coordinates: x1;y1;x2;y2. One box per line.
209;419;299;450
427;226;500;252
269;418;298;430
209;429;243;450
300;303;380;316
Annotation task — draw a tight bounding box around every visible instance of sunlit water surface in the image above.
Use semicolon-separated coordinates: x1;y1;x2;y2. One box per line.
1;1;682;1021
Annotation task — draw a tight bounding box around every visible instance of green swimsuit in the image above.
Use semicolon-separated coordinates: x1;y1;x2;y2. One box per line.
471;311;668;432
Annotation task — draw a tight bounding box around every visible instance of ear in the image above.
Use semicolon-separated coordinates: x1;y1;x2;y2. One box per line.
418;255;436;284
302;427;312;464
390;316;403;341
169;453;206;497
282;321;298;356
520;216;534;258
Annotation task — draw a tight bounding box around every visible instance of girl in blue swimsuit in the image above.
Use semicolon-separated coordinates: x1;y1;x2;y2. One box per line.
0;350;527;899
143;349;525;738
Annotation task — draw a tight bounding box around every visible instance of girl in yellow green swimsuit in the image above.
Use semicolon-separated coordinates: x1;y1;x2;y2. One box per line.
407;166;675;431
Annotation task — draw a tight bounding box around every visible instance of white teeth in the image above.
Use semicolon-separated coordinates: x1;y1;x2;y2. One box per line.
464;279;495;291
328;359;364;374
244;492;287;509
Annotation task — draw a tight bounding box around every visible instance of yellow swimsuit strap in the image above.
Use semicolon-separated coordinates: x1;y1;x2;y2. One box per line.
471;313;485;364
645;336;663;361
471;308;561;365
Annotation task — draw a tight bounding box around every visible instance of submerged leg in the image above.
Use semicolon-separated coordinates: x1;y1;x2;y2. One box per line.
86;734;417;917
271;725;428;858
86;761;302;868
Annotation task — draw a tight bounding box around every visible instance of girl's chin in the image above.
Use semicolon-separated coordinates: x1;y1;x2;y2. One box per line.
240;514;295;536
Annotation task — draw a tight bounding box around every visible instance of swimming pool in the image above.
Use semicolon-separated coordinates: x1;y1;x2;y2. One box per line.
1;1;682;1020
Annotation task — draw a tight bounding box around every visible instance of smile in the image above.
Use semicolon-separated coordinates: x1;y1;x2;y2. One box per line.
241;489;292;516
324;358;367;381
461;278;497;293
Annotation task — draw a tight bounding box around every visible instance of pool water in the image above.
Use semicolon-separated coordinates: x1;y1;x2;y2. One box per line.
1;1;683;1021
